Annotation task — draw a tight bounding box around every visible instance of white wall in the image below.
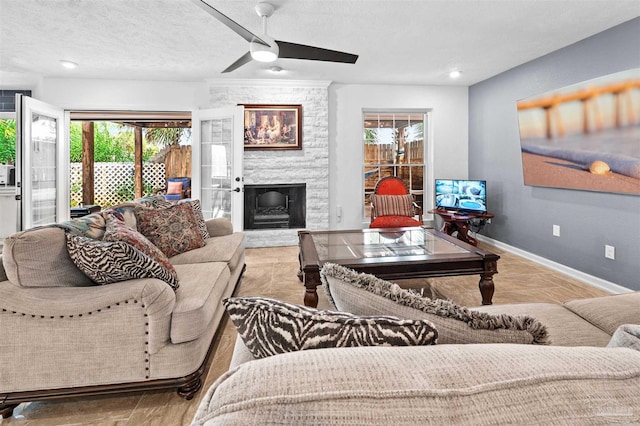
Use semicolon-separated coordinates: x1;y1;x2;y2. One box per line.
328;84;469;229
39;77;207;111
29;77;470;242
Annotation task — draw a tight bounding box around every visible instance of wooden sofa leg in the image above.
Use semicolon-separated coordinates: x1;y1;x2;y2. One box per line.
177;377;202;400
0;403;19;419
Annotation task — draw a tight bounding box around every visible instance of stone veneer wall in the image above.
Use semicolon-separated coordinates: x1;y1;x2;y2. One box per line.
207;80;330;247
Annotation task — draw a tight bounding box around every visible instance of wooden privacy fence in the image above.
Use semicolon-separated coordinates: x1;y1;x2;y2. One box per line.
364;140;424;164
364;140;424;190
161;145;192;178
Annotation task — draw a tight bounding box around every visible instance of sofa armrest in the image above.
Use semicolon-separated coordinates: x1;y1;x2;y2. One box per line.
193;344;640;425
205;218;233;237
0;278;176;355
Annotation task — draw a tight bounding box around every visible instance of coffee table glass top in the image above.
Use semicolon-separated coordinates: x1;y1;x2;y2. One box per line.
311;227;469;261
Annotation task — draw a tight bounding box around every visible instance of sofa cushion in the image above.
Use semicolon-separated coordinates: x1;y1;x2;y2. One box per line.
103;212;178;280
66;233;179;290
224;296;438;359
608;324;640;351
170;262;230;344
474;302;612;347
134;203;205;258
192;344;640;426
2;226;94;288
321;263;548;345
205;218;233;237
563;292;640;335
170;233;244;271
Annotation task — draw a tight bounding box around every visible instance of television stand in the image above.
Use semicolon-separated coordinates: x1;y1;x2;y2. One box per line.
429;209;494;246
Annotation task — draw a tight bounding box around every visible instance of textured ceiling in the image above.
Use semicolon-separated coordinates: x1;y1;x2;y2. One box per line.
1;0;638;87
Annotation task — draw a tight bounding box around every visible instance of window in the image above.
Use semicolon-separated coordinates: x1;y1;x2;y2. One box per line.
363;112;428;219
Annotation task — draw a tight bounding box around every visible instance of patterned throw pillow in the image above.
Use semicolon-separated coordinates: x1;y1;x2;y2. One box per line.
321;263;549;345
134;203;205;257
224;296;438;360
372;194;414;217
65;233;179;290
177;199;211;240
136;194;173;209
102;212;178;282
58;212;107;239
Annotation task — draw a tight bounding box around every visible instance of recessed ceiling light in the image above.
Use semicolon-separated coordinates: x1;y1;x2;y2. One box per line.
449;70;462;79
60;60;78;69
269;66;283;73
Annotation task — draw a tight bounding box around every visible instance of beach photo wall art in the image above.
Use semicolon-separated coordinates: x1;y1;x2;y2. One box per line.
516;68;640;195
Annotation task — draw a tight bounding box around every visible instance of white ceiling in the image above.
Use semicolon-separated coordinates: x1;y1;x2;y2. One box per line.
1;0;638;87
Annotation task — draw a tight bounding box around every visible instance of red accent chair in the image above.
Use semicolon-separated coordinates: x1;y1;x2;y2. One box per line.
369;176;423;228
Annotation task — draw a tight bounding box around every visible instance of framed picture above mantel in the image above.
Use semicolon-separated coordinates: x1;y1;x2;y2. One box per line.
243;104;302;150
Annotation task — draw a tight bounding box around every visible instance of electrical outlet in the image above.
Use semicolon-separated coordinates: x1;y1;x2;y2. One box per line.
552;225;560;237
605;245;615;260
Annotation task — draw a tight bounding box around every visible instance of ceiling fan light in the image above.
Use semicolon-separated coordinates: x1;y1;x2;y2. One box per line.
251;50;278;62
250;37;279;63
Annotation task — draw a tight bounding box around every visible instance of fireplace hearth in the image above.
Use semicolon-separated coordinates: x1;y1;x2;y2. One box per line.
244;184;306;230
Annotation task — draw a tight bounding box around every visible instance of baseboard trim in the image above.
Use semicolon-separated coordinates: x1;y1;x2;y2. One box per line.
476;235;632;295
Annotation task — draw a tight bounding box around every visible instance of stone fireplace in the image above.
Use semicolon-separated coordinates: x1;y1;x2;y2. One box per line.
207;80;329;247
244;184;306;230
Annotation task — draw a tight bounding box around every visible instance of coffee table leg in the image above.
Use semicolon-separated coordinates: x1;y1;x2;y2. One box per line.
303;271;320;308
479;259;498;305
479;274;495;305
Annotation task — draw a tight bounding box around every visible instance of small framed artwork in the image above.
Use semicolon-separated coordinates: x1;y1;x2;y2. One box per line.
243;104;302;150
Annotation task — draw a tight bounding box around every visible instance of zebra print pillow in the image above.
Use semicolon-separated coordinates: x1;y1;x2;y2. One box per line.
223;296;438;360
65;233;179;290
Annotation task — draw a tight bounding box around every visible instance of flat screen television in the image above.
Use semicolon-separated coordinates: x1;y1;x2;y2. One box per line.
435;179;487;213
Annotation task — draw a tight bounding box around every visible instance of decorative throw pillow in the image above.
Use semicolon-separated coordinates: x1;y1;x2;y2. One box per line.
223;296;438;360
102;212;178;282
167;180;183;195
320;263;549;345
65;233;179;290
58;212;107;239
372;194;414;217
177;199;211;240
136;194;173;209
134;203;205;257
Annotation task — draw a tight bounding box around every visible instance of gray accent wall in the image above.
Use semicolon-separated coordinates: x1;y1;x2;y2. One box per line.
469;18;640;291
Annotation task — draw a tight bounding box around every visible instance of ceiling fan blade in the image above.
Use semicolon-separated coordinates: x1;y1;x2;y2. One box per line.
222;51;253;73
190;0;269;46
276;41;358;64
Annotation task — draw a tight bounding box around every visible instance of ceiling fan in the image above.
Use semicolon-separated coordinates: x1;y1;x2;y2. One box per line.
190;0;359;73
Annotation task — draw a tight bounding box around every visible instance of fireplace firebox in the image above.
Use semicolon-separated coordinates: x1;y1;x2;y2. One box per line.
244;184;306;230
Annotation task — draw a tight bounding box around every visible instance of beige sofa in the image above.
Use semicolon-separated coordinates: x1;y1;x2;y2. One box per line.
0;204;245;419
192;267;640;425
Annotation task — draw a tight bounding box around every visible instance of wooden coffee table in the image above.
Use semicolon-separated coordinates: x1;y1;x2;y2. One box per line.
298;227;499;308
